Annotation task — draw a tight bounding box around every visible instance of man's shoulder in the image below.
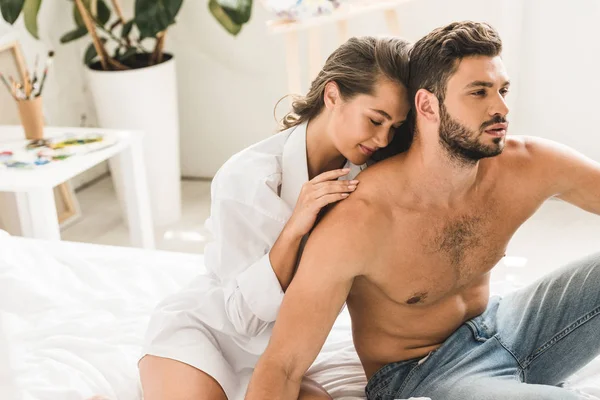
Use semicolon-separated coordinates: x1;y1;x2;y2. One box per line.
488;136;536;172
305;194;390;277
317;182;393;239
499;136;528;157
496;135;564;169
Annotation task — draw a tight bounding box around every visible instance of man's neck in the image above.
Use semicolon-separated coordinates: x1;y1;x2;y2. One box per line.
306;113;346;179
402;131;481;208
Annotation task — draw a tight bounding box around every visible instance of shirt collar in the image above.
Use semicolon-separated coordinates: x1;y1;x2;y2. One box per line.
280;120;367;209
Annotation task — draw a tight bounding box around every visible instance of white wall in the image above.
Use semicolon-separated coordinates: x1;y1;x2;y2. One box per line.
512;0;600;162
3;0;597;181
171;0;526;177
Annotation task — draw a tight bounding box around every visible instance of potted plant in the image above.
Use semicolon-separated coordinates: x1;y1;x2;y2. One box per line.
1;0;185;226
0;0;259;225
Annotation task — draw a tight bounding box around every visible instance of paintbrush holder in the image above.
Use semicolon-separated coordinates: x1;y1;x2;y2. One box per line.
16;96;44;141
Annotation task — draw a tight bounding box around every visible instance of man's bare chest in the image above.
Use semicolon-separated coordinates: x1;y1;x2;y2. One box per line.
373;208;512;305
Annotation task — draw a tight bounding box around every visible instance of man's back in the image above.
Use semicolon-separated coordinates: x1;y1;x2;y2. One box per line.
346;137;547;377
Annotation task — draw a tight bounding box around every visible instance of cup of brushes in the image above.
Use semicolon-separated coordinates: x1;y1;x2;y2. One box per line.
0;51;54;141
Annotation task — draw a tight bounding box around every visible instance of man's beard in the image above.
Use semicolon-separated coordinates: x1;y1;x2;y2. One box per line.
438;103;506;165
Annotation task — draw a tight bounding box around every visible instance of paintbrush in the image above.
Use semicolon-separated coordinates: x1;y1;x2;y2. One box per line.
32;54;39;85
36;50;55;97
0;73;16;99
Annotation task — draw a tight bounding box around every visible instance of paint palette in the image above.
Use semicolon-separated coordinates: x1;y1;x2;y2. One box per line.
0;133;117;169
261;0;345;20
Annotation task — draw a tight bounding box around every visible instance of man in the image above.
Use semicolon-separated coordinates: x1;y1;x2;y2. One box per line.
245;21;600;400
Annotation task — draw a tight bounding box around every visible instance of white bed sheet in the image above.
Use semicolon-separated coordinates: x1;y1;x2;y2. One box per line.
0;234;598;400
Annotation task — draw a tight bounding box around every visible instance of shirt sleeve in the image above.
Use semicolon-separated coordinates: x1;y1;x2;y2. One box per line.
203;196;288;337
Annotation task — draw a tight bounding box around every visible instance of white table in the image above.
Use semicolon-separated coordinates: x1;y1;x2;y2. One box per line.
267;0;414;94
0;126;155;249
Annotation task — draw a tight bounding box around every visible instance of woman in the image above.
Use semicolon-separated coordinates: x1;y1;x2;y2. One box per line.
139;36;412;400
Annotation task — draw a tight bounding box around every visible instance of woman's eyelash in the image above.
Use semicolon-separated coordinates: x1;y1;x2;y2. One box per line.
370;119;383;126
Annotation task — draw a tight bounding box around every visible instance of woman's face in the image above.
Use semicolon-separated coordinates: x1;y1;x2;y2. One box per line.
326;79;411;165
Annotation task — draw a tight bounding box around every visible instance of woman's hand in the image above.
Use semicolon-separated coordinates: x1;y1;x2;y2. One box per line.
286;168;358;237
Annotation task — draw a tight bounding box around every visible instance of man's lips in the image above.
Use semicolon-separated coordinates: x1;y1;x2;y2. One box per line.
484;123;508;137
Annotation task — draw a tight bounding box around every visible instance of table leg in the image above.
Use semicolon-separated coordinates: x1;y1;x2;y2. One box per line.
384;8;401;36
308;27;322;83
285;31;302;95
336;19;349;45
110;141;155;249
15;189;61;240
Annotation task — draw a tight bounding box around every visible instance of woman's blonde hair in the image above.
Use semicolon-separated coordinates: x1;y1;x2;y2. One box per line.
277;36;411;131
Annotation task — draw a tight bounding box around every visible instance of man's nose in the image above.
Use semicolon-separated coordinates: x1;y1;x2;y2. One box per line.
490;92;509;117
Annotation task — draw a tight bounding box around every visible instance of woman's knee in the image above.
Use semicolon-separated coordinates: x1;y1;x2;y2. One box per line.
297;377;332;400
139;355;228;400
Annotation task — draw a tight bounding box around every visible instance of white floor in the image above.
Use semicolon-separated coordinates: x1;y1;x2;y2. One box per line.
62;177;214;254
62;176;600;284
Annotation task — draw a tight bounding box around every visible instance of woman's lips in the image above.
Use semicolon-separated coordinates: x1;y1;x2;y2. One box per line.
359;145;375;155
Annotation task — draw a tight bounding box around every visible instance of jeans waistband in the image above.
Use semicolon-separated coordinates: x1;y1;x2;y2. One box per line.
365;356;423;398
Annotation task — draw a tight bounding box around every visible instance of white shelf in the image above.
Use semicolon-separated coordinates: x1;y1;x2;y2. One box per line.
266;0;413;34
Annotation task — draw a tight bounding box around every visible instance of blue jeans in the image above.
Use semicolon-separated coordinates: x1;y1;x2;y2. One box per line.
365;252;600;400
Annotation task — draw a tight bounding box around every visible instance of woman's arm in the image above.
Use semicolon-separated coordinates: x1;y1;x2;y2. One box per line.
268;223;304;291
207;168;357;338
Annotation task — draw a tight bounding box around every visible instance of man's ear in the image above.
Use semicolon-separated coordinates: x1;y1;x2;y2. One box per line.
414;88;440;122
323;81;341;110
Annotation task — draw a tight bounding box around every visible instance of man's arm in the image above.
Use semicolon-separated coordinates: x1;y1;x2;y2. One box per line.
245;198;375;399
525;136;600;214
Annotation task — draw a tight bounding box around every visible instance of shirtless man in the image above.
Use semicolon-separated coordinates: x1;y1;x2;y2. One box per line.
245;21;600;400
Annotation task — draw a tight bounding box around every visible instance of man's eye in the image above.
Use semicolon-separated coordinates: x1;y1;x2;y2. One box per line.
370;119;383;126
500;88;510;97
472;90;486;96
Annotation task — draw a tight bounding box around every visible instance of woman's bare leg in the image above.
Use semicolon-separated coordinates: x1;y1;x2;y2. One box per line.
298;376;333;400
140;355;331;400
139;355;228;400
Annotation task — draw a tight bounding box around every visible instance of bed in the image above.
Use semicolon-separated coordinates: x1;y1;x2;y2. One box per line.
1;231;599;400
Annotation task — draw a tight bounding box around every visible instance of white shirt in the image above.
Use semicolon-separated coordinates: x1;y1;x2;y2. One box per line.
203;121;365;339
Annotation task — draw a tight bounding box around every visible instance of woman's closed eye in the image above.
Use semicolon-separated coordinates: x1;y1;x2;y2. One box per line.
370;119;383;126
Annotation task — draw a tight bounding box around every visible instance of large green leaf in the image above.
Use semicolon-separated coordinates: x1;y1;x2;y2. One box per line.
74;0;111;27
0;0;25;24
22;0;41;39
222;0;252;25
134;0;183;39
208;0;248;36
60;25;88;43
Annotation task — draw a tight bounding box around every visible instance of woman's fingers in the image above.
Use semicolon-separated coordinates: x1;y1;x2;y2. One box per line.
313;180;359;199
316;193;351;208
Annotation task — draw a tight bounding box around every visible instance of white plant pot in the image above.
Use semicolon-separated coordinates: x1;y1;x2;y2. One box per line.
86;55;181;227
